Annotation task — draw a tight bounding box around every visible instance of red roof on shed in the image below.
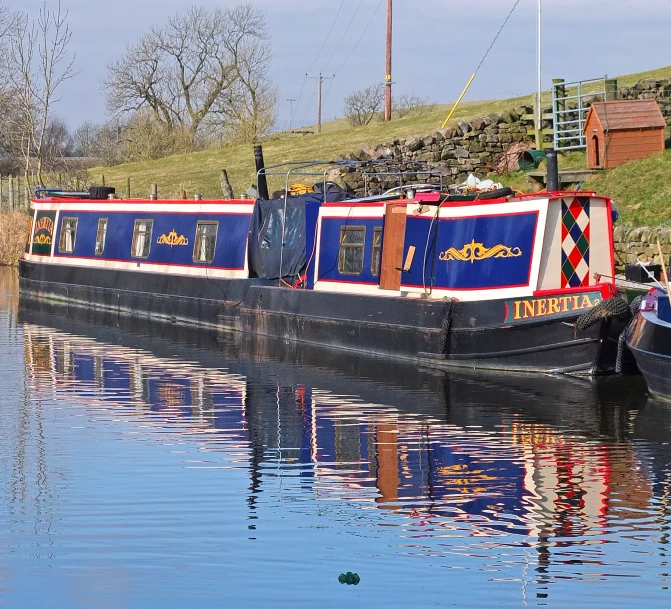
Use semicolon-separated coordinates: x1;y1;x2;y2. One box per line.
585;99;666;132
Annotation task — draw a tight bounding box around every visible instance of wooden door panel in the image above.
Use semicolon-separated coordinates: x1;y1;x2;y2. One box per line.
379;204;407;291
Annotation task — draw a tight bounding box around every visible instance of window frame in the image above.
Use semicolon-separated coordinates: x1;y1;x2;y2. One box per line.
192;221;219;264
95;218;108;256
58;216;78;254
337;225;366;276
371;227;382;277
130;219;154;259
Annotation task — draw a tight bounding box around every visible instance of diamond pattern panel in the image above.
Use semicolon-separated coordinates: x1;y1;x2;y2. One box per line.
561;198;590;288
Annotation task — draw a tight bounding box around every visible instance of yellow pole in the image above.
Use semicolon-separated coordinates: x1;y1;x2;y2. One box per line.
441;73;477;129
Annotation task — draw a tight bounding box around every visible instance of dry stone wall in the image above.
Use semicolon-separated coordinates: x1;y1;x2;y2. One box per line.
339;77;671;195
613;225;671;272
340;107;539;192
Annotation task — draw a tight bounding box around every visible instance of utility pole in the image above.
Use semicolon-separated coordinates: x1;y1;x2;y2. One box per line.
286;98;296;131
306;73;334;134
384;0;392;121
535;0;543;149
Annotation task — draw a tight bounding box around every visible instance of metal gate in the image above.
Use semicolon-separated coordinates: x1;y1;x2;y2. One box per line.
552;77;614;151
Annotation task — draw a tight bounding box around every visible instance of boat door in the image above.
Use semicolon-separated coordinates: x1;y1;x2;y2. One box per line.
379;204;407;290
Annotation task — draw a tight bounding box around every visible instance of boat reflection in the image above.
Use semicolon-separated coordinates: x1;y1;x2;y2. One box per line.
18;299;667;561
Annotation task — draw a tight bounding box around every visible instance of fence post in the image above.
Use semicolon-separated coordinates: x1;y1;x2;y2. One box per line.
605;78;618;101
127;177;131;199
24;182;29;211
0;176;3;213
101;174;105;186
9;176;14;210
150;183;157;200
220;169;234;198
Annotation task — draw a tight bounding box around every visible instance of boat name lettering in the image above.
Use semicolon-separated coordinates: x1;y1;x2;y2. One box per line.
34;216;54;235
504;293;601;323
439;239;522;263
157;230;189;246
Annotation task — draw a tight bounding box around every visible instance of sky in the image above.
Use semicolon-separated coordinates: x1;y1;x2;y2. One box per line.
13;0;671;132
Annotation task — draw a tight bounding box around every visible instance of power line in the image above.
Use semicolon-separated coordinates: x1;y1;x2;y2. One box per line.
305;0;346;75
334;0;384;76
302;78;319;123
321;0;364;74
474;0;522;74
293;75;308;126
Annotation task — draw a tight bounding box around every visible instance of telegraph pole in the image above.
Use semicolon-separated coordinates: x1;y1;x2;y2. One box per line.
286;98;296;131
306;73;334;134
535;0;543;149
384;0;392;121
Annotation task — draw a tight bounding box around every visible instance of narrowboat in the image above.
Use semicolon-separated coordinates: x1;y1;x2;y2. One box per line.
626;288;671;398
18;159;629;375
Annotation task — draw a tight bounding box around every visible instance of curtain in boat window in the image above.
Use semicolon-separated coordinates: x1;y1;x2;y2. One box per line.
59;217;78;253
95;218;108;256
131;220;153;258
193;222;218;263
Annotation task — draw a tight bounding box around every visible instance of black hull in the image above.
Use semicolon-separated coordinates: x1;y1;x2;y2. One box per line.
19;259;620;375
626;311;671;399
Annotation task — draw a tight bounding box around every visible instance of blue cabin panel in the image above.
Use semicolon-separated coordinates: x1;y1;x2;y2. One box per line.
53;211;251;270
316;217;384;286
402;211;539;291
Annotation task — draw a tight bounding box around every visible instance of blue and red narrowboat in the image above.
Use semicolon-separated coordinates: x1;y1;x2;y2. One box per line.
626;288;671;398
19;161;628;374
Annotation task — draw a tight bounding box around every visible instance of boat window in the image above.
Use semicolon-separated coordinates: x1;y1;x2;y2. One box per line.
371;227;382;277
131;219;153;259
338;226;366;275
58;217;78;253
193;221;218;263
95;218;108;256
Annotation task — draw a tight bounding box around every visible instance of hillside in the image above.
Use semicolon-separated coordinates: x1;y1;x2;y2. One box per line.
90;65;671;226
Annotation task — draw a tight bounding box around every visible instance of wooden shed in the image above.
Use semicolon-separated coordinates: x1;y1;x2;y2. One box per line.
584;100;666;169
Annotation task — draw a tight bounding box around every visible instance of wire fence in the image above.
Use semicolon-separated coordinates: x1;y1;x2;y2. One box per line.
0;176;32;213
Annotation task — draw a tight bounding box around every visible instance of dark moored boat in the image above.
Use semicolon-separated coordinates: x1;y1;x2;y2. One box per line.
626;288;671;398
18;158;628;375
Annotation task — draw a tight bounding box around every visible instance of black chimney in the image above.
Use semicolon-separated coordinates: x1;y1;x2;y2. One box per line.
254;145;270;200
545;148;559;192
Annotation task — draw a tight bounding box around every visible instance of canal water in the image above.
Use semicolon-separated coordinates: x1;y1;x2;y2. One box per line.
1;268;670;608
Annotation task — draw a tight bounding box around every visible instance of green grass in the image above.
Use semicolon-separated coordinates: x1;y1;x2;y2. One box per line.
90;64;671;225
583;149;671;226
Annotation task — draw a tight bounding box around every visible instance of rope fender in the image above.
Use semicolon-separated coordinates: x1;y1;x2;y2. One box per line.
575;296;632;332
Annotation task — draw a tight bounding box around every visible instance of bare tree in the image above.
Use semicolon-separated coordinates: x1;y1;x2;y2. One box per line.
72;120;126;166
344;85;385;127
211;4;277;142
104;4;276;145
5;1;75;187
393;93;433;119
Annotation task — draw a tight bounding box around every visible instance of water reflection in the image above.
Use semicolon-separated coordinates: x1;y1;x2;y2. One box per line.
5;272;671;607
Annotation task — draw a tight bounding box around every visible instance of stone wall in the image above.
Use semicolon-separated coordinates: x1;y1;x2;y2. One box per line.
620;79;671;120
340;108;539;192
613;225;671;272
339;77;671;195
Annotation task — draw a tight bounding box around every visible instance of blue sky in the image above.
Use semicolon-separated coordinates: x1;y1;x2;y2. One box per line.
14;0;671;131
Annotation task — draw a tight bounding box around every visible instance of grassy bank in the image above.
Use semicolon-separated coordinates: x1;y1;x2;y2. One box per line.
0;212;30;267
89;65;671;225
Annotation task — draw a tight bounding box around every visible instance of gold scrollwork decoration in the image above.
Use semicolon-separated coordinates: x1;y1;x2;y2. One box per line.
157;230;189;246
439;239;522;263
33;234;52;245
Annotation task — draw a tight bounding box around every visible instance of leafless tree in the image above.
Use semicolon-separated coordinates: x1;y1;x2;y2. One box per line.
5;1;75;187
393;93;433;119
344;84;385;127
104;4;276;146
72;120;126;166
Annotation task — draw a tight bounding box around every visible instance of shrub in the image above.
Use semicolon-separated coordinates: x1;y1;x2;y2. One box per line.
0;211;31;267
344;85;385;127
